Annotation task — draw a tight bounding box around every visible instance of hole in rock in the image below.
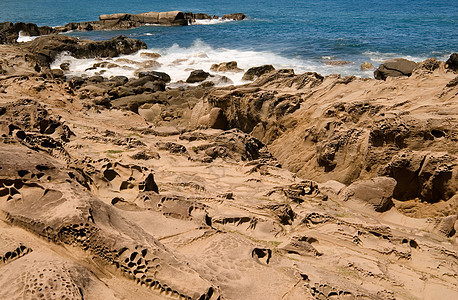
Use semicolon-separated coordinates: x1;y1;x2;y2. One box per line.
18;170;30;177
103;169;118;181
431;130;445;138
409;240;418;248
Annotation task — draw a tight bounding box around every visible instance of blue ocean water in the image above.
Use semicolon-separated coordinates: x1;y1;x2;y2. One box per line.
1;0;457;77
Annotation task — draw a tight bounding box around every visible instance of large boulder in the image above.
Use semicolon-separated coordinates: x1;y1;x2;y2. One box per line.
340;177;397;212
374;58;418;80
445;53;458;72
242;65;275;81
186;70;210;83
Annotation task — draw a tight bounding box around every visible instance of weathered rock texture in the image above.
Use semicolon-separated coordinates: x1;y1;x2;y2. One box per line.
0;40;457;300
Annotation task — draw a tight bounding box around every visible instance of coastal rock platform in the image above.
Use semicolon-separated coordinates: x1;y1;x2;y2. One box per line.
0;33;457;300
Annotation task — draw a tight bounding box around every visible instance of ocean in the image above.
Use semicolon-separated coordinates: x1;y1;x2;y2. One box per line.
2;0;457;83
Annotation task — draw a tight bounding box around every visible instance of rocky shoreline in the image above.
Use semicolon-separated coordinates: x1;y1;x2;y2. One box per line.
0;29;457;300
0;11;246;44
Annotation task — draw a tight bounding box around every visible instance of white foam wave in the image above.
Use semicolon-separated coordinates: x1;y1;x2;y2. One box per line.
16;31;38;43
362;51;430;64
191;18;235;25
51;39;373;85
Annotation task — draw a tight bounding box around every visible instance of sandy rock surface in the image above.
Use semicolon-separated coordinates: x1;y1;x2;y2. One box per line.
0;40;457;300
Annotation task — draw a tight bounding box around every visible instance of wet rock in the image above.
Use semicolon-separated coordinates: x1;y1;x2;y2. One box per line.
60;62;70;71
186;69;210;83
242;65;275;81
50;68;64;78
341;177;396;212
374;58;418;80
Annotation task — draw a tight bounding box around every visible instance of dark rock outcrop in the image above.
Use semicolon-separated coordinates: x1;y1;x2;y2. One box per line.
137;71;171;83
23;35;146;68
222;13;247;20
445;53;458;72
186;70;210;83
0;22;57;44
374;58;418;80
242;65;275;81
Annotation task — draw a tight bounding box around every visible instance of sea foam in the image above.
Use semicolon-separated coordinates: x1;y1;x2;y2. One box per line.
52;39;379;85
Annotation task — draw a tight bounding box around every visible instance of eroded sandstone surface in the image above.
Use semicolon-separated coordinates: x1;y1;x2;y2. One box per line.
0;36;457;300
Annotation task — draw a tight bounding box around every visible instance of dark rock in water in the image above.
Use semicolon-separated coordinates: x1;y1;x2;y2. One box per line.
242;65;275;81
23;35;147;68
137;71;171;83
186;70;210;83
374;58;417;80
60;62;70;71
50;68;64;78
222;13;247;20
445;53;458;72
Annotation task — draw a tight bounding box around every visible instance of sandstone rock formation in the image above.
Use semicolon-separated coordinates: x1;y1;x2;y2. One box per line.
0;37;457;300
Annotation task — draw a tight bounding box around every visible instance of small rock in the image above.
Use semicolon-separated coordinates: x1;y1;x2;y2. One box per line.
60;62;70;71
360;62;375;71
186;70;210;83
